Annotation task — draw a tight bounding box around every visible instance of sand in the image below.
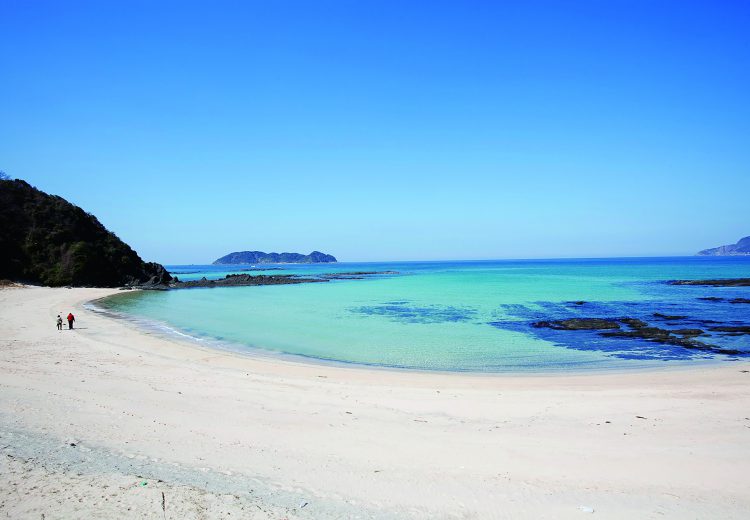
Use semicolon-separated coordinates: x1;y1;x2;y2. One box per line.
1;286;749;519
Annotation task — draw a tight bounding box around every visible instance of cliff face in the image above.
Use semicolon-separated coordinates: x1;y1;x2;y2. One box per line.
213;250;337;264
698;236;750;256
0;179;171;287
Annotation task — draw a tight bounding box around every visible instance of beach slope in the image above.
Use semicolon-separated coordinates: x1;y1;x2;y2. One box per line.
1;287;749;518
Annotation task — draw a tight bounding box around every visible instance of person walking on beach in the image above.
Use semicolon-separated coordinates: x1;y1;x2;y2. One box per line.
67;312;75;330
56;314;63;331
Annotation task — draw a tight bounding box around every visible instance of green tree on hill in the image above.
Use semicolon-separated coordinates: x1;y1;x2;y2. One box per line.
0;178;171;287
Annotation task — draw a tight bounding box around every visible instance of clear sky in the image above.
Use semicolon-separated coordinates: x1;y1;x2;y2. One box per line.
1;1;748;263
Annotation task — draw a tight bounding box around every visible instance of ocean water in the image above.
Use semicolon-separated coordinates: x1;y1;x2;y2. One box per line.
95;257;750;373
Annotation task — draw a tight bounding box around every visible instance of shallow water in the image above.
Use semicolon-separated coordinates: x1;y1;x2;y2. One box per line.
97;257;750;372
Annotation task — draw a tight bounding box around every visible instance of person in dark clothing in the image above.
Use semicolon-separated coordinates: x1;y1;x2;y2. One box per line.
56;314;63;331
67;313;75;330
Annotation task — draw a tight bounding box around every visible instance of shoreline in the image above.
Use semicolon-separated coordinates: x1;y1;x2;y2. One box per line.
2;286;750;518
88;288;735;380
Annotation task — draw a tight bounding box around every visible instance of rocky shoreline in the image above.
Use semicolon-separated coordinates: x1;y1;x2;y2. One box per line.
125;272;749;359
173;274;326;289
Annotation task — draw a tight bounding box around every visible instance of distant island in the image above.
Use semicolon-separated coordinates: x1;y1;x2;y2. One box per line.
697;236;750;256
213;251;337;265
0;178;171;287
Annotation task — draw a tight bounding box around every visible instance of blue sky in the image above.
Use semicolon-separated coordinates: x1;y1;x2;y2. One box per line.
1;0;748;263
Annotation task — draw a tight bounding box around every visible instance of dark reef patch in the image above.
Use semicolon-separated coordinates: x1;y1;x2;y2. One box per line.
532;318;621;330
709;326;750;334
352;301;477;324
321;271;399;280
668;278;750;287
490;297;750;361
653;313;688;321
696;297;750;304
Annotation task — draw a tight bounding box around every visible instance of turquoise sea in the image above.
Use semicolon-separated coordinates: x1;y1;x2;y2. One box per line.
94;257;750;373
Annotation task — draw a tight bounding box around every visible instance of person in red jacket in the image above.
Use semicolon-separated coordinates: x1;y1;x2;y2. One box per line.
67;313;75;330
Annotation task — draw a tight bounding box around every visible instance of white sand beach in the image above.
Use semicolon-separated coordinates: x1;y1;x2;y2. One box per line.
1;286;749;519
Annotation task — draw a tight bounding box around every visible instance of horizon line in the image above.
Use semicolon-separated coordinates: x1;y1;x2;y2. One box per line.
158;253;750;266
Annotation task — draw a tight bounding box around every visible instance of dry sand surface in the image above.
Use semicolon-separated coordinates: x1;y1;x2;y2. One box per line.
1;286;749;519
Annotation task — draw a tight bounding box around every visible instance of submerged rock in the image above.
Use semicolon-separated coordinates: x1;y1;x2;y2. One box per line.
619;318;648;329
668;278;750;287
601;327;673;341
532;315;744;356
653;313;688;320
709;326;750;334
494;298;749;360
672;329;705;337
695;296;750;306
321;271;399;280
532;318;621;330
602;326;737;355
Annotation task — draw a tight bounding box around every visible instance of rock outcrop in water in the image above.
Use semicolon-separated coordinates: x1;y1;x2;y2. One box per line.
0;179;171;287
697;236;750;256
694;297;750;304
172;273;326;289
668;278;750;287
213;251;337;264
320;271;399;280
137;271;400;290
531;317;743;356
531;318;621;330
